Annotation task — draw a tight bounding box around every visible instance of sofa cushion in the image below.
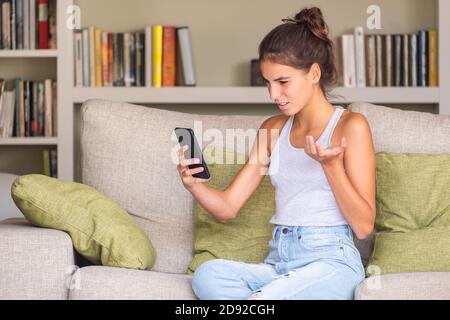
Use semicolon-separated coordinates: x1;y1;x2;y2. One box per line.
355;272;450;300
11;174;156;270
188;148;274;273
69;266;196;300
348;103;450;267
81;99;267;274
367;153;450;275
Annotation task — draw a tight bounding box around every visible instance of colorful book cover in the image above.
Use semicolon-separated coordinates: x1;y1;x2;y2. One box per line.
152;25;163;88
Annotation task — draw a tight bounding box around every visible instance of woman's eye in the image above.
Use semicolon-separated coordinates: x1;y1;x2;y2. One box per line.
279;81;288;85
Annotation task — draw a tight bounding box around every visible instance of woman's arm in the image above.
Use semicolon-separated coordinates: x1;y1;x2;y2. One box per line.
178;116;285;223
305;113;376;240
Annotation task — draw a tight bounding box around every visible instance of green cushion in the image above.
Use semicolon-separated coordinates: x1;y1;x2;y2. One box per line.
367;153;450;276
188;148;275;273
12;174;156;270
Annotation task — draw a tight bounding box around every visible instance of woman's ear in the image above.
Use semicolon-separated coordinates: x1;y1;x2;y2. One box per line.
309;63;322;84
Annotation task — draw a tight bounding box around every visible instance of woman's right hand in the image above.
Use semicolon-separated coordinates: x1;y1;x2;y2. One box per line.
177;145;209;190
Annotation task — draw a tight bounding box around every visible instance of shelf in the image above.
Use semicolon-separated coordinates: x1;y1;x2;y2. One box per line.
0;50;58;58
73;87;440;104
0;137;58;146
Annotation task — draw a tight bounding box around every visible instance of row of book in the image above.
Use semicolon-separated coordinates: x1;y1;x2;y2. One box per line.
0;78;57;138
74;25;196;88
43;148;57;178
339;27;438;87
0;0;56;50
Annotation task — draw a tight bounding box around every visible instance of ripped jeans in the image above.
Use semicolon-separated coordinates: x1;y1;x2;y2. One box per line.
192;224;365;300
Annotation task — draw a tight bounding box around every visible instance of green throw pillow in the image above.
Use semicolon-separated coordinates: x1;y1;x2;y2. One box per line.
188;148;275;273
12;174;156;270
367;153;450;276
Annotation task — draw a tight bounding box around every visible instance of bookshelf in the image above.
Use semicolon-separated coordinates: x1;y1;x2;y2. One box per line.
0;0;73;180
2;0;449;182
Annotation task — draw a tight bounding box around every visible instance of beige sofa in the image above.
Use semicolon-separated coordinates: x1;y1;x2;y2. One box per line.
1;99;450;300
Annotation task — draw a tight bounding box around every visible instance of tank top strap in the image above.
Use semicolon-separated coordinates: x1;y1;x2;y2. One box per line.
318;107;345;147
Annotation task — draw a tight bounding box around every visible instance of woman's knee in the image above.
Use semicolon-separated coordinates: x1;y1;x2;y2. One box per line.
192;259;231;299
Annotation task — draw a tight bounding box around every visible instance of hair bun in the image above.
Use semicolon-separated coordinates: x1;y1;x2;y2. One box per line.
292;7;329;42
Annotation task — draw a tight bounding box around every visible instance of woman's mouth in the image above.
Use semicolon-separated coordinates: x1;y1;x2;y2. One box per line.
278;102;289;111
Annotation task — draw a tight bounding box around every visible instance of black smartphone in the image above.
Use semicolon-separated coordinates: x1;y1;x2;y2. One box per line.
174;127;211;179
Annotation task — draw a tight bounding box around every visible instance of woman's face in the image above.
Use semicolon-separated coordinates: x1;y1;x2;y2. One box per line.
260;60;319;116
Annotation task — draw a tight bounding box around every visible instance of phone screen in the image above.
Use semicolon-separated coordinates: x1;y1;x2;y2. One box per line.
175;128;211;179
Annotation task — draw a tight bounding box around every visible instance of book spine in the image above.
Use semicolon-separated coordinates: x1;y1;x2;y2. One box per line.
24;80;30;136
123;32;131;87
82;28;90;87
23;0;29;49
89;27;95;86
38;0;48;49
177;26;196;86
135;32;141;87
116;33;124;86
51;79;56;136
417;30;427;87
354;27;366;88
163;26;177;87
365;35;376;87
16;0;23;49
50;149;57;177
129;33;136;86
48;0;55;48
31;79;38;135
107;33;113;87
18;79;24;137
0;1;3;49
101;31;109;86
2;1;11;49
402;34;409;86
394;34;402;87
95;28;102;87
145;26;152;87
43;149;50;176
74;31;83;87
384;34;393;87
428;30;438;87
341;34;356;88
29;0;35;49
37;80;44;135
152;25;163;88
11;0;16;49
409;34;417;87
44;78;51;137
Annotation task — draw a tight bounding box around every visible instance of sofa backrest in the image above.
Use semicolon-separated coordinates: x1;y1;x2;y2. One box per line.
348;102;450;265
81;99;266;274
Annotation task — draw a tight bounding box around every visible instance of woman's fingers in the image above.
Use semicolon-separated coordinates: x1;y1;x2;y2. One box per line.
183;167;205;177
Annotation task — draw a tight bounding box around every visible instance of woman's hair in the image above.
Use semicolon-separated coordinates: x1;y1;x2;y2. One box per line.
259;7;337;97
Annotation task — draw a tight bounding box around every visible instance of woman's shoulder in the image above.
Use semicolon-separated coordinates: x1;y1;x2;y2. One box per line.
260;115;290;131
336;110;372;141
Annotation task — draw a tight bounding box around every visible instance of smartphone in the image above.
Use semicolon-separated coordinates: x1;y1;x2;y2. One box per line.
174;127;211;179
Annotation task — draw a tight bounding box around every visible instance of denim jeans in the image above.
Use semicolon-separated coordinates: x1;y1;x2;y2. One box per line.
192;224;365;300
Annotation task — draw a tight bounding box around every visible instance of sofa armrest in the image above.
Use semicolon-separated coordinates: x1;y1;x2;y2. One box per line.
0;218;76;300
355;272;450;300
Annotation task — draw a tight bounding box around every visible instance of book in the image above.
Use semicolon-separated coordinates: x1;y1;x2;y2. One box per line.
44;79;52;137
409;34;418;87
95;28;102;87
384;34;393;87
394;34;402;87
82;28;90;86
51;80;56;136
177;26;196;86
23;0;29;49
48;0;56;48
375;35;384;87
123;32;131;87
43;149;50;176
340;35;356;88
354;27;366;88
162;26;177;87
101;32;109;86
16;0;23;49
11;0;16;49
38;0;49;49
428;30;438;87
89;27;95;86
417;30;428;87
152;25;163;88
145;26;152;87
2;1;11;49
365;35;376;87
402;34;409;86
74;31;83;87
29;0;35;49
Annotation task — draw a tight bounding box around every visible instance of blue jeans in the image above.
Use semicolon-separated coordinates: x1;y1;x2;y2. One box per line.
192;225;365;300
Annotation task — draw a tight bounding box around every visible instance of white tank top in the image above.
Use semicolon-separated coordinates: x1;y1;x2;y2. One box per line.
268;106;348;226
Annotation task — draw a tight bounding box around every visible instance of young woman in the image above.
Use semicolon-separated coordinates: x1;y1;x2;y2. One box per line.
176;7;375;300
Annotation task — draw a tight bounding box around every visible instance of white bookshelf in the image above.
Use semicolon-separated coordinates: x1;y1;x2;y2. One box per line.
0;138;58;146
2;0;449;182
0;50;58;58
73;87;440;105
0;0;73;180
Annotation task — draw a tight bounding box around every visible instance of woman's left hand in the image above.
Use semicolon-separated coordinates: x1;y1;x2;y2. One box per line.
305;136;347;167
